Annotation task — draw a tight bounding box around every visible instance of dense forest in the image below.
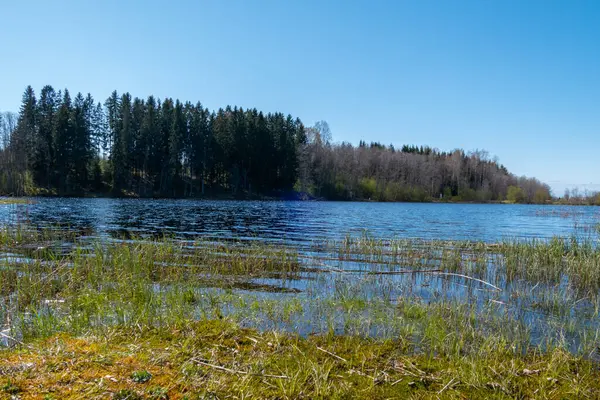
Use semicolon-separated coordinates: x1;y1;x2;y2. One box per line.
0;85;560;203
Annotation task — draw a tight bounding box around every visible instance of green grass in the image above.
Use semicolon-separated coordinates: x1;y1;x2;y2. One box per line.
1;319;599;399
322;233;600;292
0;198;32;205
2;228;600;398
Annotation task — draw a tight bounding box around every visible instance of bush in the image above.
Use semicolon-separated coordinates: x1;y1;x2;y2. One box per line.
507;186;526;203
533;188;550;204
358;178;377;200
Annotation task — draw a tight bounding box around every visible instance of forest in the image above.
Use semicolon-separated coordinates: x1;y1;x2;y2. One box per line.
0;85;558;203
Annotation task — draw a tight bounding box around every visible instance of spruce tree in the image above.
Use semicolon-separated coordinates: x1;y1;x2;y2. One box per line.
53;89;74;193
36;85;58;188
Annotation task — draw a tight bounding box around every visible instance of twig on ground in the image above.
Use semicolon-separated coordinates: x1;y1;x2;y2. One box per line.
438;377;456;394
317;346;348;362
192;358;289;379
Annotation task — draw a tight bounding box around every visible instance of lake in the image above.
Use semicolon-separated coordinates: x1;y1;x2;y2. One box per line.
2;198;599;244
2;198;600;354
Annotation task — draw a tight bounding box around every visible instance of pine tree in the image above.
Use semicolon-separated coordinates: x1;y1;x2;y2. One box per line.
187;103;209;195
167;100;185;196
111;93;132;194
139;96;159;195
158;98;174;195
13;86;37;188
53;89;74;193
131;97;146;190
36;85;58;188
71;93;93;191
104;91;120;156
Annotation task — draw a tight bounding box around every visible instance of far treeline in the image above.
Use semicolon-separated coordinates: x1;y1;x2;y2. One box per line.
0;85;589;204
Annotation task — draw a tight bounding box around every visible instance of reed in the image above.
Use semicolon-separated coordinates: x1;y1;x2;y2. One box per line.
2;227;600;398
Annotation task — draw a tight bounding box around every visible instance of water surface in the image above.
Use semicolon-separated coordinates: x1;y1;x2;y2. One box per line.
2;198;600;352
2;198;598;244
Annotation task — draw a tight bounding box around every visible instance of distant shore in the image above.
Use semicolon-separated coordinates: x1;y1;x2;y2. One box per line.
1;192;597;206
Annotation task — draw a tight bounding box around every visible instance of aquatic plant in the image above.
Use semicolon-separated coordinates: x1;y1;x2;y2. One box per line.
2;228;600;397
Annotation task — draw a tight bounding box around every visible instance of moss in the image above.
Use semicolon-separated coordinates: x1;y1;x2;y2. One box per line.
0;198;32;205
1;320;599;399
3;229;600;397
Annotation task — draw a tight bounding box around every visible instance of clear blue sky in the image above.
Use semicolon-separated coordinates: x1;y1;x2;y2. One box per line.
1;0;598;195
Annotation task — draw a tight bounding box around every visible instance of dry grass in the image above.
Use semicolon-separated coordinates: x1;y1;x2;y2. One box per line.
2;319;599;399
2;228;600;399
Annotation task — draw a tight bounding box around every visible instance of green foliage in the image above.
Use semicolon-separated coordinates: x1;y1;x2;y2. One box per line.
3;230;600;397
442;186;452;200
388;185;429;202
382;182;404;201
148;386;169;400
358;177;377;199
1;380;21;394
22;170;37;196
533;188;550;204
131;370;152;383
507;185;526;203
0;85;558;202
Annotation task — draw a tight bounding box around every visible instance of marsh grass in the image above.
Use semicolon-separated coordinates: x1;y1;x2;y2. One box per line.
322;233;600;293
2;228;600;398
0;198;32;205
0;236;301;342
0;225;82;250
2;319;600;399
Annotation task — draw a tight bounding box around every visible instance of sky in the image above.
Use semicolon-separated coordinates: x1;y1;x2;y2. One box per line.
1;0;599;196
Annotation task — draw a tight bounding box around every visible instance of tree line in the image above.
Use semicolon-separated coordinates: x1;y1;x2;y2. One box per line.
0;85;304;197
300;134;552;203
0;85;555;203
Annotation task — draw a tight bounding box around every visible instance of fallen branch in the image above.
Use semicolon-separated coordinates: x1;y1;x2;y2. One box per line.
366;269;501;291
438;377;456;394
368;269;443;275
192;358;289;379
431;272;501;291
317;346;348;362
0;330;28;348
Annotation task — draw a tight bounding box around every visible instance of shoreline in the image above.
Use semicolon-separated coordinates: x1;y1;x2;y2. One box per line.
3;319;599;399
1;193;595;206
1;230;600;398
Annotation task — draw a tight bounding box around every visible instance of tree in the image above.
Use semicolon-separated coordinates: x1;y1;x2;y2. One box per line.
0;84;554;202
71;92;94;191
0;112;18;194
533;188;550;204
167;100;185;196
13;86;37;178
111;93;132;194
35;85;58;188
313;120;332;144
53;89;75;193
139;96;159;195
507;186;526;203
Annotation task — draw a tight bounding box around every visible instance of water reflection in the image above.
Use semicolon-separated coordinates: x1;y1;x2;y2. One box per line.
1;198;599;245
2;198;600;352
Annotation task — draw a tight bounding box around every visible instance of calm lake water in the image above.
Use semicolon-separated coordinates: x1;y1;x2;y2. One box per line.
2;198;600;351
1;198;599;244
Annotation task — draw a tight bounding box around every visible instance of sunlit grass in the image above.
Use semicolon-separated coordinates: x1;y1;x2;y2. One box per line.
0;198;32;205
2;319;599;399
2;226;600;397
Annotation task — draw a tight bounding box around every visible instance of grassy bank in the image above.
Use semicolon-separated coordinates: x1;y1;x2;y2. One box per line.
2;319;599;399
1;228;600;398
0;198;32;205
